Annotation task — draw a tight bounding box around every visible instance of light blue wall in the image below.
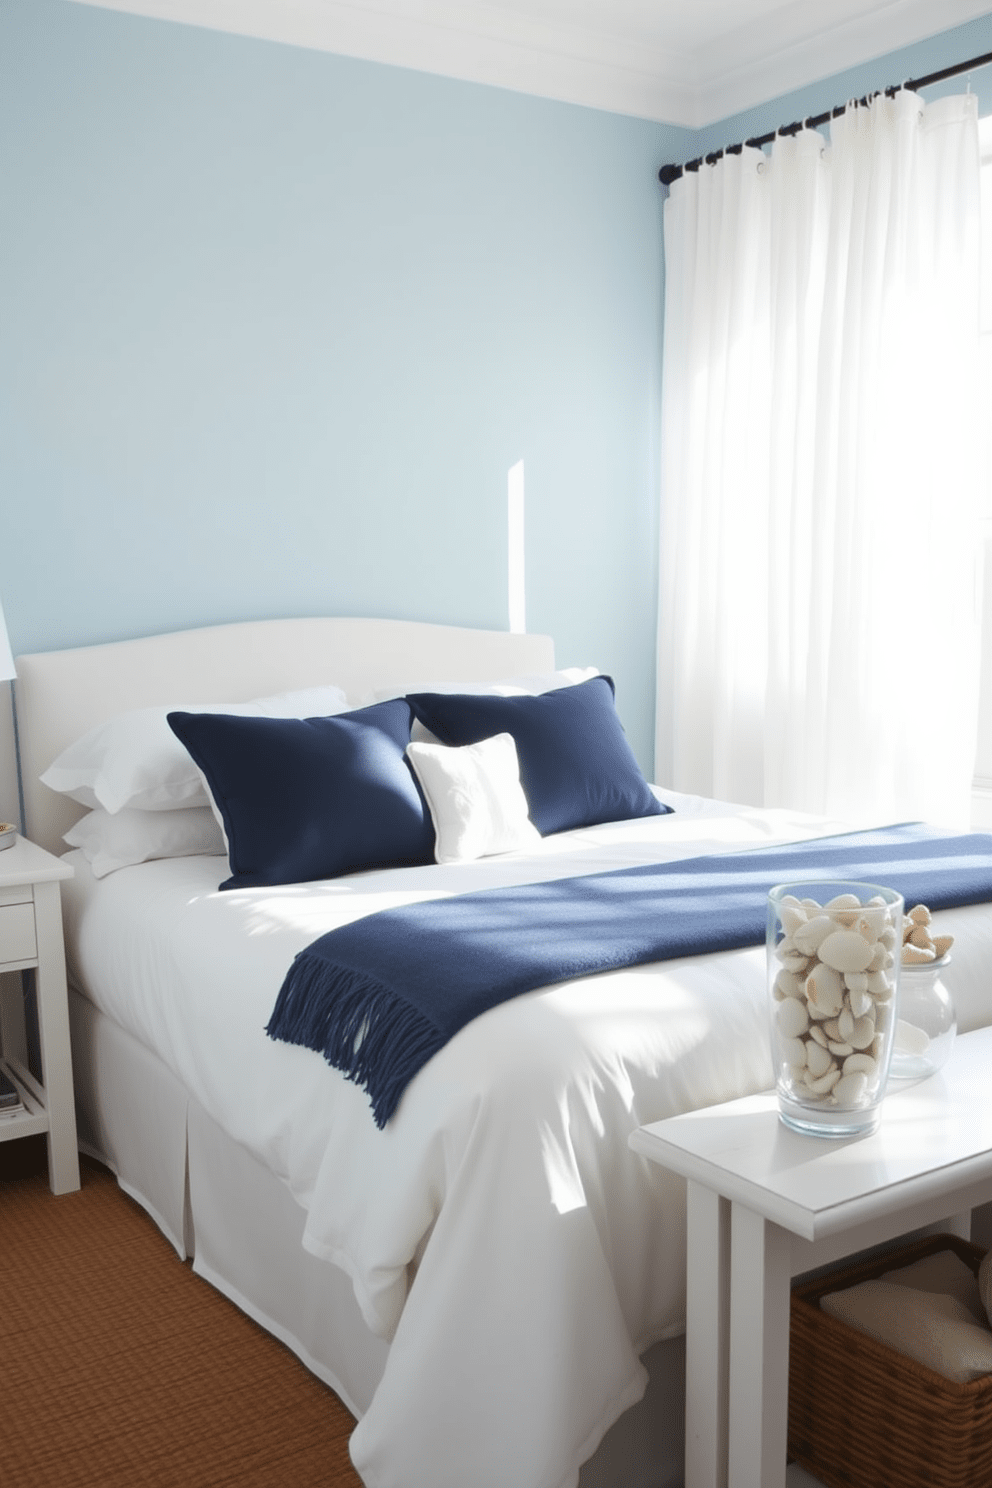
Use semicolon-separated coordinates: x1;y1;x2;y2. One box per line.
2;1;990;780
0;0;691;771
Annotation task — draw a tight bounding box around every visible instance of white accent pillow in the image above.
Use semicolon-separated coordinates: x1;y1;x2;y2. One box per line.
41;683;349;814
64;806;226;878
406;732;541;865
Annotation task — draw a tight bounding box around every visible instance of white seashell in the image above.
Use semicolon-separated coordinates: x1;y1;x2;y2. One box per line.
805;965;845;1016
849;1015;876;1050
894;1020;931;1056
848;985;874;1019
777;999;810;1039
908;904;932;927
793;915;834;956
879;926;898;950
837;1007;855;1041
801;897;823;912
823;1018;842;1041
780;1037;808;1067
807;1025;828;1047
775;969;804;999
833;1071;868;1105
843;1053;877;1076
805;1041;834;1078
825;893;862;912
867;943;888;972
808;1068;842;1095
827;1041;854;1056
866;971;893;1000
854;910;887;943
779;951;810;974
931;934;954;960
781;905;808;936
818;930;875;974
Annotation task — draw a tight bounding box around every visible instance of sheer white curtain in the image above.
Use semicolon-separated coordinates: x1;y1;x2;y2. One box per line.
656;91;984;826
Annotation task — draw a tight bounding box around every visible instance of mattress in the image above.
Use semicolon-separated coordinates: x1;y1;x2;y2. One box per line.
58;788;992;1488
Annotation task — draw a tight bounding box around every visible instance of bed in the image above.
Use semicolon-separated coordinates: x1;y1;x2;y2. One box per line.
13;615;992;1488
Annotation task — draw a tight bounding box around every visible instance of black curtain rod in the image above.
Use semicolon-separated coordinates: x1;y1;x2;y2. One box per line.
658;49;992;186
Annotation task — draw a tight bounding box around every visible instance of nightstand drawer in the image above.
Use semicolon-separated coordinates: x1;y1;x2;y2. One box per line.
0;903;37;963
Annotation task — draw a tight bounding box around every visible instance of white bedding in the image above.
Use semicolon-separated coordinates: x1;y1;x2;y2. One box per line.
58;789;992;1488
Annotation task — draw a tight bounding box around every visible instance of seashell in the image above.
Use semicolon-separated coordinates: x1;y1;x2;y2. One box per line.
775;969;804;999
854;910;887;943
901;944;936;965
843;1053;877;1076
781;1037;807;1067
908;904;932;927
867;943;888;972
808;1068;842;1095
779;950;810;974
909;925;935;951
833;1071;868;1105
801;897;823;912
793;915;835;956
894;1020;931;1057
845;971;868;995
879;926;898;951
849;1015;876;1050
777;999;810;1039
808;1025;828;1048
780;894;804;908
822;1018;842;1041
866;970;893;1000
818;930;874;974
931;934;954;960
805;1041;835;1078
848;984;874;1019
825;892;862;912
781;906;810;937
837;1007;855;1042
805;965;845;1017
827;1041;854;1056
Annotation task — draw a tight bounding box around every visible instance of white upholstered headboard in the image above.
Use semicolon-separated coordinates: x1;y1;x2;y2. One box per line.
15;617;555;856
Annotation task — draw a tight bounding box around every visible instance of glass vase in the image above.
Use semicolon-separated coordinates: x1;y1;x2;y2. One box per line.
888;955;956;1082
767;880;903;1138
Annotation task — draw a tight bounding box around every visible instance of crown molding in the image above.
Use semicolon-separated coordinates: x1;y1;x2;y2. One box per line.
68;0;992;127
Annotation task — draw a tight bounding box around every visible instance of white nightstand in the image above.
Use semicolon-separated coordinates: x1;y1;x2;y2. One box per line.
630;1029;992;1488
0;835;79;1194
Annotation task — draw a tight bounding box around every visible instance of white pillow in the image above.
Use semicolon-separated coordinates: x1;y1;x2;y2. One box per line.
41;683;349;814
406;732;541;865
64;806;226;878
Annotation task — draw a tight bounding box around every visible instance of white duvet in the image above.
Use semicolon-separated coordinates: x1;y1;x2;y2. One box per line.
59;791;992;1488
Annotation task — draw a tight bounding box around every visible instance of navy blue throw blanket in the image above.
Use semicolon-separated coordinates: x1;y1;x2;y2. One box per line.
266;823;992;1126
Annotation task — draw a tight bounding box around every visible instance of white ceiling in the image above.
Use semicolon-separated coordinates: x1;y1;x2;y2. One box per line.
71;0;992;127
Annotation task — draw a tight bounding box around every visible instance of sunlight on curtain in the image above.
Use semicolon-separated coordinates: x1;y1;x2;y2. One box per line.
656;91;984;827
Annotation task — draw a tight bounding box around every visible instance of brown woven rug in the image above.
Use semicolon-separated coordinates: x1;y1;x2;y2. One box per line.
0;1136;364;1487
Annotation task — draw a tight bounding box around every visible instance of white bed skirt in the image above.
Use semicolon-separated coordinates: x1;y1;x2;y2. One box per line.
68;986;686;1488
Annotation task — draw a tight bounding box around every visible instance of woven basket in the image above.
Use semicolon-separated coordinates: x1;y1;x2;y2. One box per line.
789;1233;992;1488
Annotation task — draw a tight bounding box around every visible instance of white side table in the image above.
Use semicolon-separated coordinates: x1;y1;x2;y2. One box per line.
0;835;79;1194
630;1028;992;1488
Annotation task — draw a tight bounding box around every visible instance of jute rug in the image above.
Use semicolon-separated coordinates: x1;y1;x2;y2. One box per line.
0;1135;365;1487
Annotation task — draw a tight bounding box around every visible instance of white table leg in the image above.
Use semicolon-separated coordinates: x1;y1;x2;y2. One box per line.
33;880;80;1194
685;1183;731;1488
728;1203;792;1488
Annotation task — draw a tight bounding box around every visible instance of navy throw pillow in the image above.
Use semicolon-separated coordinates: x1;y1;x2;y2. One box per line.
406;676;669;837
167;698;435;889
